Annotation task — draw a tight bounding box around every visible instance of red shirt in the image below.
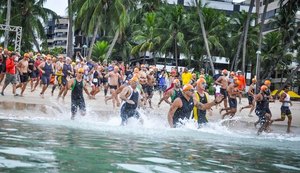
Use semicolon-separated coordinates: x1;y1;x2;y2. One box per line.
6;57;15;75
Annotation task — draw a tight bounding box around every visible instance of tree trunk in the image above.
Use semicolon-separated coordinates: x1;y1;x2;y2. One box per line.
87;23;100;61
31;30;41;53
67;0;74;58
4;0;11;49
274;65;300;97
255;0;260;25
256;0;268;93
105;29;120;61
195;0;215;75
242;0;255;75
231;26;245;72
174;35;178;70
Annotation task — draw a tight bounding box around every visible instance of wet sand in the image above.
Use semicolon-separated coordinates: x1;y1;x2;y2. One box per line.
0;85;299;129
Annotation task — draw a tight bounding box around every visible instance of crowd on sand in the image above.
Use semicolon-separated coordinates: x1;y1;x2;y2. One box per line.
0;49;293;134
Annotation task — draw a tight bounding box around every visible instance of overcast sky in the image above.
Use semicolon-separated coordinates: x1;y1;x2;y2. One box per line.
44;0;68;17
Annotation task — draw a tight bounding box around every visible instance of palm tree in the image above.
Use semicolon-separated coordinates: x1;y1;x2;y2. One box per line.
194;0;215;75
241;0;255;74
92;40;109;62
131;12;161;63
3;0;11;49
67;0;74;57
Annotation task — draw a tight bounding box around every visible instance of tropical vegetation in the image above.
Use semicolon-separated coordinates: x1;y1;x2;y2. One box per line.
0;0;299;88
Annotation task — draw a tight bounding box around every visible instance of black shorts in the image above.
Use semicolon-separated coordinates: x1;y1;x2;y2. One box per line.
255;109;266;124
1;64;6;73
109;85;117;90
101;78;108;84
29;71;36;79
62;76;68;86
20;73;29;83
247;95;254;104
145;85;154;96
120;105;140;125
229;98;237;108
281;106;292;117
71;98;86;115
220;88;228;98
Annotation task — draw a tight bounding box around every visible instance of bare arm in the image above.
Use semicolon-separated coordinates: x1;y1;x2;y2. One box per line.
168;98;181;128
83;83;91;99
38;62;45;74
214;76;222;86
119;87;130;102
158;90;172;106
63;79;73;98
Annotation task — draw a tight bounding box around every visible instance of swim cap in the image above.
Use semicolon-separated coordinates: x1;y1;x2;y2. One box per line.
252;78;257;83
196;78;206;85
173;79;180;84
130;77;139;83
260;85;268;91
264;80;271;85
222;69;228;75
114;66;119;70
183;84;194;92
235;80;241;86
24;53;29;57
77;68;84;73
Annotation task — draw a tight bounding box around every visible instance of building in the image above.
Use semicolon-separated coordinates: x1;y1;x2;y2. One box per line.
46;17;69;56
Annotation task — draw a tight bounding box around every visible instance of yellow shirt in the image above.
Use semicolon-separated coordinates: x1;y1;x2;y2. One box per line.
182;72;192;85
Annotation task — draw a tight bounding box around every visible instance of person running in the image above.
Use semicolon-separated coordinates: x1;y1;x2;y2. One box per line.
181;67;192;85
105;66;121;108
57;57;73;99
16;53;30;96
158;70;167;99
145;69;156;108
90;64;102;99
215;69;229;110
240;78;256;117
158;79;181;107
271;85;293;133
28;52;36;91
51;55;64;96
62;68;91;120
119;77;143;125
255;85;271;135
168;84;222;128
264;80;273;118
220;79;241;119
38;55;54;98
193;78;212;128
31;54;42;92
0;52;18;96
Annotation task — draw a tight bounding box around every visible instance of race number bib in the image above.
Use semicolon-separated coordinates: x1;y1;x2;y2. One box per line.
93;78;98;83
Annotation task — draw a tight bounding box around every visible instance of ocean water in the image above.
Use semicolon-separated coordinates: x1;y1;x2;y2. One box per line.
0;108;299;173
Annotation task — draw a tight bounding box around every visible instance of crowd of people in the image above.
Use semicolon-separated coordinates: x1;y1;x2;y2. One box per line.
0;50;293;134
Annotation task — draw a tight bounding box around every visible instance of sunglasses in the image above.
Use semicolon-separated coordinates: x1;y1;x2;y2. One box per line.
188;89;194;92
78;72;83;74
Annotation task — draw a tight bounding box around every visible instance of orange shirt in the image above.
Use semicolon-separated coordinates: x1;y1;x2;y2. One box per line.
6;57;16;75
237;75;246;90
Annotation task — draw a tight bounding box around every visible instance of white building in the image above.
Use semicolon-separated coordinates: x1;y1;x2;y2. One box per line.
46;17;69;56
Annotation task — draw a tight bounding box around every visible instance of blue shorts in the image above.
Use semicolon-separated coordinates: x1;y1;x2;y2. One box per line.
41;75;50;86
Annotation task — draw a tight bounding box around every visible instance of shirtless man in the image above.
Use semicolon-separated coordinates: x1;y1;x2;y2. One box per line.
145;69;156;108
158;79;181;107
215;69;229;110
220;79;241;119
105;66;121;108
240;78;256;117
139;64;148;104
16;53;29;96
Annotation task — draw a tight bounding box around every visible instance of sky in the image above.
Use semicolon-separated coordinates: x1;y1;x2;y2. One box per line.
44;0;68;17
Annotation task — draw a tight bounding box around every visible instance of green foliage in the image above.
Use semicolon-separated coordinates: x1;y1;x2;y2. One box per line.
92;41;109;62
42;47;65;57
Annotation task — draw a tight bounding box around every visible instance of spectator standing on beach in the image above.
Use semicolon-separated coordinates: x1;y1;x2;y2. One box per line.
1;52;18;96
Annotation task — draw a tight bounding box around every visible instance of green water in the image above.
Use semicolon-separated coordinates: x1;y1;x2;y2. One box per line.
0;118;300;173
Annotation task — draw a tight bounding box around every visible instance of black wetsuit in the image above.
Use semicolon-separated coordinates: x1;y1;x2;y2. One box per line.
120;87;140;125
62;63;72;86
71;79;86;115
171;89;182;103
194;92;208;125
41;63;53;85
173;95;194;127
255;93;268;124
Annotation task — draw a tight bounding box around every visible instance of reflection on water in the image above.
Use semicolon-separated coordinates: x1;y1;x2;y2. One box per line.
0;118;300;173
